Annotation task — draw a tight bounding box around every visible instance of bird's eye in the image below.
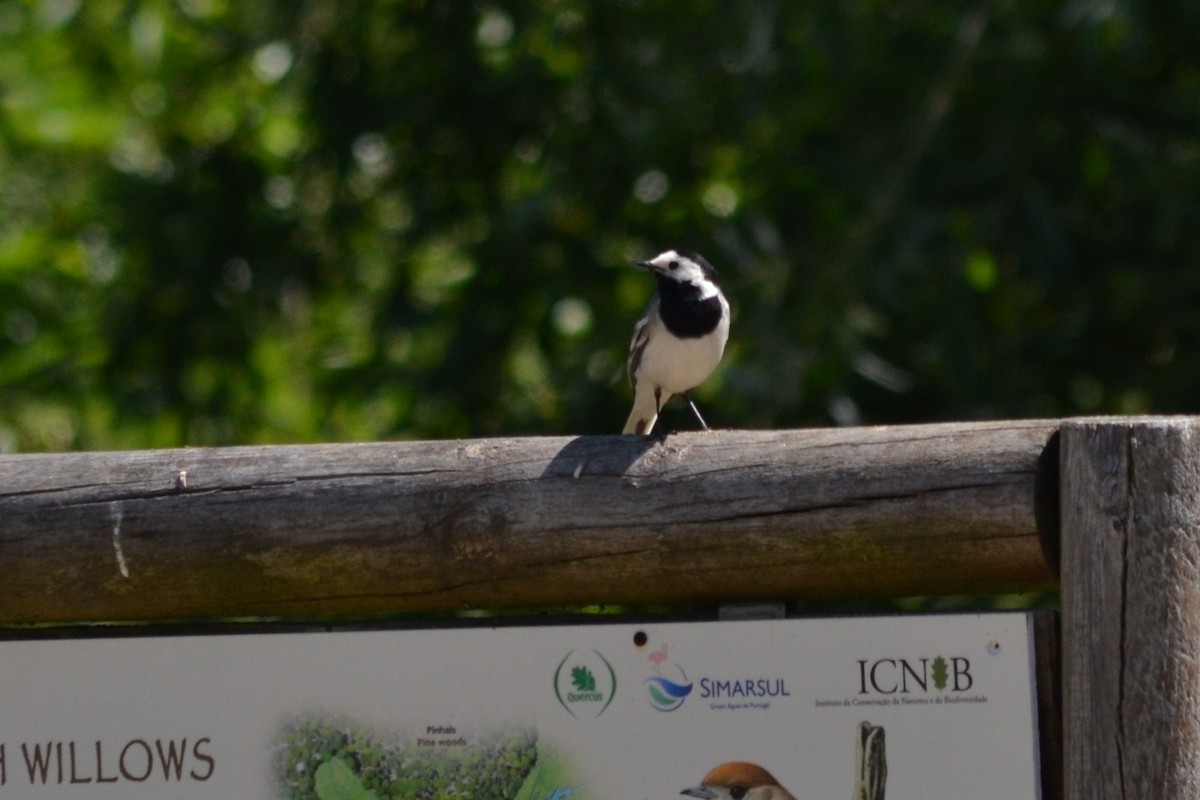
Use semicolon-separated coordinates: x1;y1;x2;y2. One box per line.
669;261;680;270
730;786;748;800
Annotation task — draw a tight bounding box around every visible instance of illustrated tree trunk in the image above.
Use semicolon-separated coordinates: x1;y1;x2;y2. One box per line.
853;722;886;800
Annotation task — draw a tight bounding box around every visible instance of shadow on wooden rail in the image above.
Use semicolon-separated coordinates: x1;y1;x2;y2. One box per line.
0;420;1061;624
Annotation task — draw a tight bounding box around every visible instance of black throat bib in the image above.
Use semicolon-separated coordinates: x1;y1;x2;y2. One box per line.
656;277;723;339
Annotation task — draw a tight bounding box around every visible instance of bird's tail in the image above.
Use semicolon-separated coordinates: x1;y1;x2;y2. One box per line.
623;385;664;435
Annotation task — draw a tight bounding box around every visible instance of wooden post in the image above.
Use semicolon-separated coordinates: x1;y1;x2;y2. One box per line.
1062;417;1200;798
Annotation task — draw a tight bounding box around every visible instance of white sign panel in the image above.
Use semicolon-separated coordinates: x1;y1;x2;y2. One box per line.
0;613;1041;799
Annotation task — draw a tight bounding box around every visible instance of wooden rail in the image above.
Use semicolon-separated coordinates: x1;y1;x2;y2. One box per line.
0;420;1059;624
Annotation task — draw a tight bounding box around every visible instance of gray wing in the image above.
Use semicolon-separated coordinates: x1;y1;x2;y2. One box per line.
627;295;660;389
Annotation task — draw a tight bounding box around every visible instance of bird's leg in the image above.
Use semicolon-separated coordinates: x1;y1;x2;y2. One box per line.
649;388;665;436
683;392;710;431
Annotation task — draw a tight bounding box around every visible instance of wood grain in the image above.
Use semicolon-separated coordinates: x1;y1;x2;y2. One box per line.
1062;417;1200;798
0;421;1060;623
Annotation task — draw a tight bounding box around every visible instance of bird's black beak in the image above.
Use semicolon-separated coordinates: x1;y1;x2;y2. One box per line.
633;259;656;271
681;786;718;800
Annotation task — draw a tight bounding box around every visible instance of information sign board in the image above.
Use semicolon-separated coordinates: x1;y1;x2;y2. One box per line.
0;613;1041;799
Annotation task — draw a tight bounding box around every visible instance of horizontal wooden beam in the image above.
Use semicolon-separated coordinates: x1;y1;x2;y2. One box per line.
0;421;1060;624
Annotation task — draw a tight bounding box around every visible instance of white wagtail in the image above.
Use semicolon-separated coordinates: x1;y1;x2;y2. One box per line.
622;249;730;435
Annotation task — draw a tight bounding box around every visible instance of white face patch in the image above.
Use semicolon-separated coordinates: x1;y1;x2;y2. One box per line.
649;250;719;297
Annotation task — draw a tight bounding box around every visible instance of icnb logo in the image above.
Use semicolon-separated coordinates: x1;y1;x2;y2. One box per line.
554;649;616;719
857;656;974;695
643;645;693;712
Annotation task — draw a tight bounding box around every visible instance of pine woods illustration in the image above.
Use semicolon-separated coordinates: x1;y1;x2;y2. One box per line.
274;717;541;800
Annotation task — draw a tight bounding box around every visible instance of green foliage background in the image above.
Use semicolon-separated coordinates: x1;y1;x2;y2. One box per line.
2;1;1198;451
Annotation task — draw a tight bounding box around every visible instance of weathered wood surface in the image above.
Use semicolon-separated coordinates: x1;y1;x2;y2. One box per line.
1062;417;1200;799
0;421;1059;624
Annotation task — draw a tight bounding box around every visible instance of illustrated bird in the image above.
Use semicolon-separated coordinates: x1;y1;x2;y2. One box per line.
681;762;797;800
647;643;669;672
622;249;730;436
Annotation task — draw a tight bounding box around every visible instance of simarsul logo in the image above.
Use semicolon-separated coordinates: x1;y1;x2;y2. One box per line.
554;649;616;719
857;655;974;695
643;643;693;712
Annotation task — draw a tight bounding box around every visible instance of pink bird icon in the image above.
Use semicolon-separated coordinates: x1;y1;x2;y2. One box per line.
647;643;669;673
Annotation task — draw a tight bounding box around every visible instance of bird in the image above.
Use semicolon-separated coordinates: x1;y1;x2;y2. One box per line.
647;643;669;672
622;249;730;435
681;762;797;800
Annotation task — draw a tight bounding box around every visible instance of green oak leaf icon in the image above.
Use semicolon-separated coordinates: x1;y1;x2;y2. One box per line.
571;665;596;692
932;656;949;691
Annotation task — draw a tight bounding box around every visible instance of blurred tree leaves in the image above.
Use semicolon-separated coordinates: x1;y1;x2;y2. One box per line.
1;0;1198;451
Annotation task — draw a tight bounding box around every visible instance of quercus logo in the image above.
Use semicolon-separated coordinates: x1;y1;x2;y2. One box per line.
554;649;616;719
857;655;974;695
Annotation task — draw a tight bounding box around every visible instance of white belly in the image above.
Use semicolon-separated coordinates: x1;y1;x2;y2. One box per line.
637;317;729;398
